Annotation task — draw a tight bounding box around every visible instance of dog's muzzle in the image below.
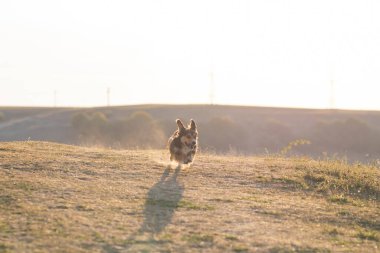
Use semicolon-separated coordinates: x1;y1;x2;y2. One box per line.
189;141;197;150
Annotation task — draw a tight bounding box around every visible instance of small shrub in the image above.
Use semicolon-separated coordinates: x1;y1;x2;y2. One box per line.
280;139;311;156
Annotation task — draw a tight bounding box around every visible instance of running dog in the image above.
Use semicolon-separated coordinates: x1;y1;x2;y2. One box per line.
168;119;198;165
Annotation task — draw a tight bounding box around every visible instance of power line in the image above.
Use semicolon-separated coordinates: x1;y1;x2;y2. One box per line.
209;68;214;105
329;79;335;109
54;90;57;107
107;87;111;107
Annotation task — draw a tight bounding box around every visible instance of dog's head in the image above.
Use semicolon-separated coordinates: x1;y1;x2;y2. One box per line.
176;119;198;149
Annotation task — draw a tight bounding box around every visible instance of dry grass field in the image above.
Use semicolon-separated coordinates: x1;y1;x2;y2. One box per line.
0;141;379;252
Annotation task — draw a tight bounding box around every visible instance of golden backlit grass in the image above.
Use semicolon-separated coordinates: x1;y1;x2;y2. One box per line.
0;141;379;252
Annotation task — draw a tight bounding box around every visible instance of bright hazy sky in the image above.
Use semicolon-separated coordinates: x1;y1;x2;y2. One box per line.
1;0;380;109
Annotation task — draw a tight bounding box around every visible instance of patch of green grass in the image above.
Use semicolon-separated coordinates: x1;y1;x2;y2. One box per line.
102;244;119;253
145;198;214;210
14;182;35;191
92;231;105;242
326;231;349;246
182;233;214;245
327;228;340;236
76;205;94;211
159;233;173;241
178;200;214;211
278;159;380;201
356;230;379;241
257;209;283;218
49;220;68;237
0;223;12;234
145;198;178;208
337;210;351;217
269;245;331;253
273;176;309;190
328;194;367;207
225;234;239;241
233;245;249;252
357;219;380;231
209;198;234;203
310;162;378;199
124;238;167;245
0;195;14;206
81;169;97;176
51;204;69;209
0;243;10;253
239;195;271;203
328;195;349;204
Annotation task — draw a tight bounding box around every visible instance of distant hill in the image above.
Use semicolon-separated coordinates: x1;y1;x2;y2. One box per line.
0;141;379;252
1;104;380;162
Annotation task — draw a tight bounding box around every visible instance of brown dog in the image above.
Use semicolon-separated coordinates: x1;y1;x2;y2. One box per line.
168;119;198;165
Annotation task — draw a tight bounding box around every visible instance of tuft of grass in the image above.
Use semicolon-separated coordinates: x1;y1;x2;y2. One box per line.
124;238;167;246
0;243;10;253
278;159;380;201
257;209;283;218
81;169;97;176
280;139;311;156
159;233;173;241
306;161;379;200
0;195;14;206
274;176;309;190
327;228;339;236
145;198;214;211
75;205;94;212
178;200;215;211
337;210;351;217
356;230;379;241
328;195;349;204
328;195;365;207
0;223;11;235
92;231;105;242
13;182;35;192
233;245;249;252
209;198;234;203
145;198;179;208
182;233;214;246
269;245;331;253
356;219;380;231
225;234;239;241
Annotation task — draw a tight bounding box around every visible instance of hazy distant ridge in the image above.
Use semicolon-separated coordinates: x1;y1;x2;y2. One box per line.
1;104;380;162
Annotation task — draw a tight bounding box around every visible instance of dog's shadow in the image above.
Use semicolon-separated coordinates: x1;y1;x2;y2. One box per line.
139;165;184;235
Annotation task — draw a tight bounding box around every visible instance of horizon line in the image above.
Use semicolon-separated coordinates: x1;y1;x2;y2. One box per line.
0;103;380;113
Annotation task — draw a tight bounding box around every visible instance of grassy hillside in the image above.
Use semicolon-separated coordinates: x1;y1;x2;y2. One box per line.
0;142;379;252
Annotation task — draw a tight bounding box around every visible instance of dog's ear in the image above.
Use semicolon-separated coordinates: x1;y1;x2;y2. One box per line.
190;119;197;130
176;119;185;131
